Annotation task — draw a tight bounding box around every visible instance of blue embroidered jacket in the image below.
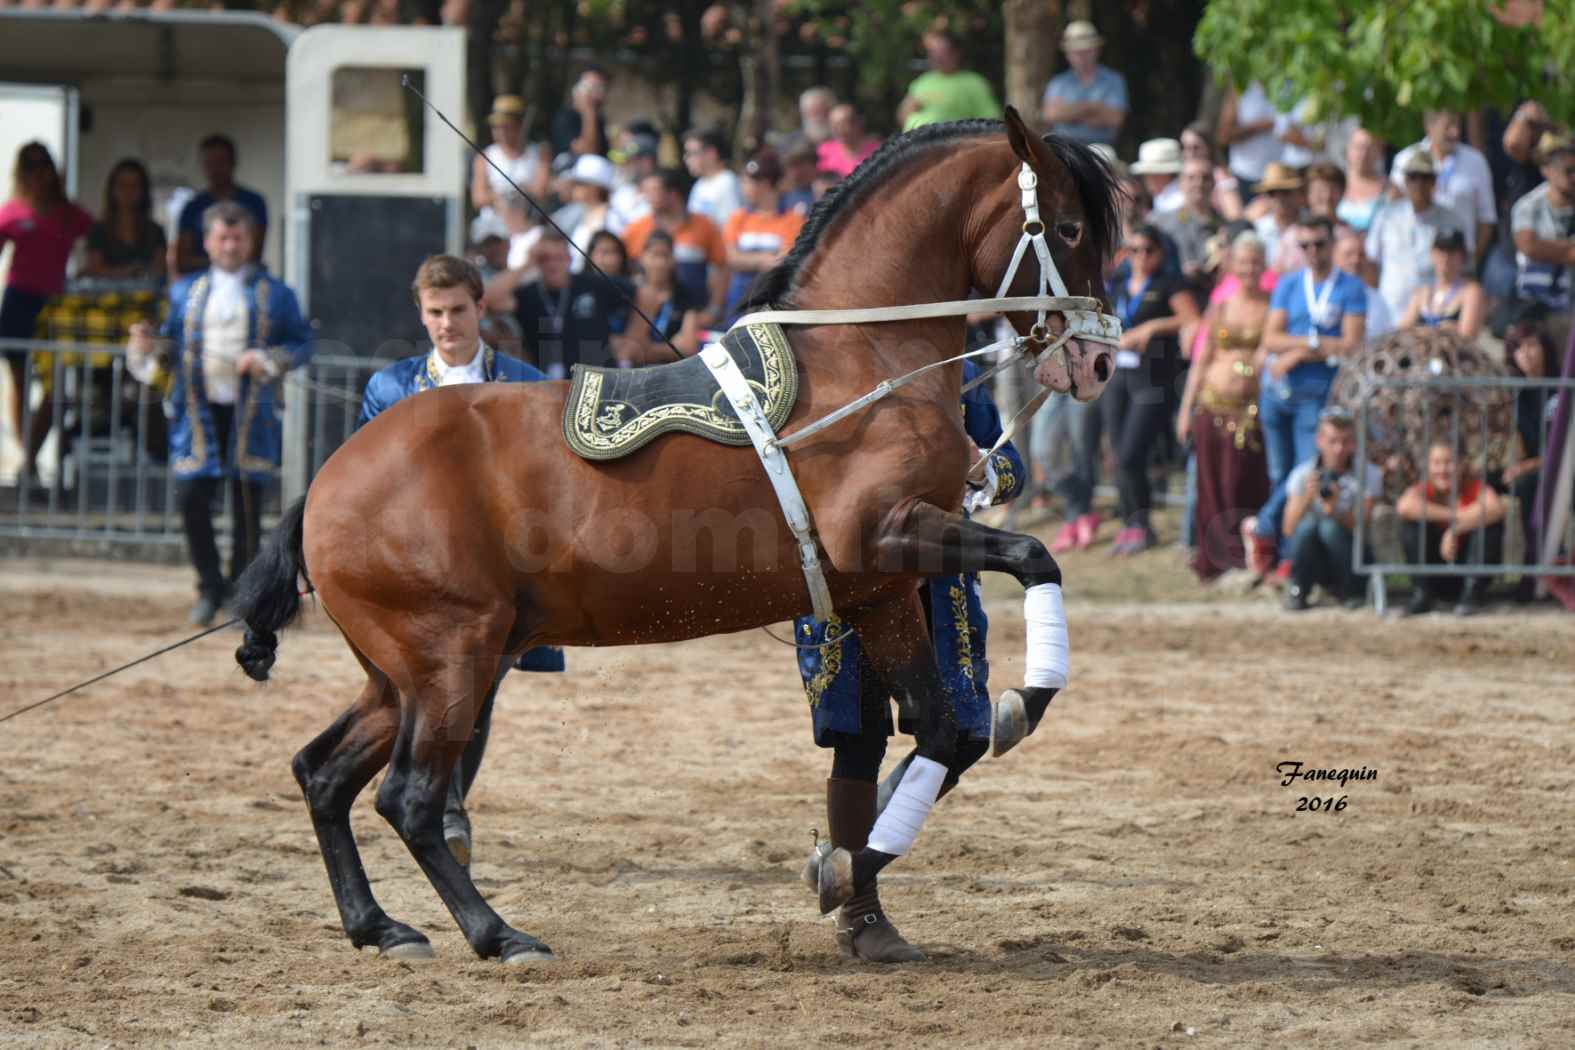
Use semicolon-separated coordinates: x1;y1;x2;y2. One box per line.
794;362;1026;743
160;269;313;483
357;344;562;674
357;346;547;427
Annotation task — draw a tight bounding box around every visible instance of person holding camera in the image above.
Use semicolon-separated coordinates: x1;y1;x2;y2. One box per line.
551;66;609;158
1280;408;1380;611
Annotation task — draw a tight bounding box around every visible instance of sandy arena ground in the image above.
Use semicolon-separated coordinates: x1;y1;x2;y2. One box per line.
2;549;1573;1049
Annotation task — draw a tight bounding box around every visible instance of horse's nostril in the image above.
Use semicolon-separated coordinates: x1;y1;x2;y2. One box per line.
1092;352;1112;383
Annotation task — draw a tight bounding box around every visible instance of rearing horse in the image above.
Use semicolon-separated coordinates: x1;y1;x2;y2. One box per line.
233;107;1121;963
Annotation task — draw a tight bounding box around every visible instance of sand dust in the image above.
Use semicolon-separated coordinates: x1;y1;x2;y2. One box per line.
2;555;1573;1048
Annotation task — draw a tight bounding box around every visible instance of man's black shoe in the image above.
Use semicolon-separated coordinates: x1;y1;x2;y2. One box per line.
1283;583;1311;612
1404;589;1434;617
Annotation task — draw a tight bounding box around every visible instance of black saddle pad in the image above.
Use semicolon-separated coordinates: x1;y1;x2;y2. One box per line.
563;322;798;461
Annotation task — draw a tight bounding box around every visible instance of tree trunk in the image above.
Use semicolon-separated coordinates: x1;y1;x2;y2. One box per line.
737;0;781;153
1004;0;1059;133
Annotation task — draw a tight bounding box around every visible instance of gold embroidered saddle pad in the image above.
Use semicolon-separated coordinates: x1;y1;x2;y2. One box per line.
563;322;798;461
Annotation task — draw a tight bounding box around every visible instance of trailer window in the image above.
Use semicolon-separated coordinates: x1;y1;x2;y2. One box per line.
330;66;425;175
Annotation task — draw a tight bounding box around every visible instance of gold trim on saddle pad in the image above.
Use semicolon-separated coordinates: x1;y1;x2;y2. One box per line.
563;323;798;461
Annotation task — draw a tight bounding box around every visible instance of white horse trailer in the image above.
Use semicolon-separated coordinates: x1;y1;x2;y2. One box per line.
0;11;466;512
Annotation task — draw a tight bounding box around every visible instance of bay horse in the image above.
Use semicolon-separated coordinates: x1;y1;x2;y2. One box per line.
232;106;1122;963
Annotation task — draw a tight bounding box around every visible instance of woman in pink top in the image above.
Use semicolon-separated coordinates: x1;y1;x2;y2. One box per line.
815;104;880;179
1;142;93;471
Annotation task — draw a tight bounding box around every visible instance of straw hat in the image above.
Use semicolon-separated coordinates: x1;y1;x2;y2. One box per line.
1061;20;1102;50
487;94;527;125
1129;138;1183;176
1256;162;1304;193
1400;151;1438;177
1535;130;1575;165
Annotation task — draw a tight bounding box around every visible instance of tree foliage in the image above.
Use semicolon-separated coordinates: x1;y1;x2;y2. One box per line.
1194;0;1575;147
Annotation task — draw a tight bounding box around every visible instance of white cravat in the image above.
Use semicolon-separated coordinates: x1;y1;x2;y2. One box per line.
201;266;253;405
429;342;488;386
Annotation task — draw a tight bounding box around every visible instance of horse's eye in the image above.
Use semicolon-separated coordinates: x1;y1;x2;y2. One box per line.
1056;222;1083;244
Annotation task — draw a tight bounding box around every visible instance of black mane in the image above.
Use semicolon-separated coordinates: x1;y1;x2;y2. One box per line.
736;119;1122;313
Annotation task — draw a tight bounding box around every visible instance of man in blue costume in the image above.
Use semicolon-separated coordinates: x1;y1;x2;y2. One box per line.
794;360;1025;962
358;254;564;867
127;201;312;627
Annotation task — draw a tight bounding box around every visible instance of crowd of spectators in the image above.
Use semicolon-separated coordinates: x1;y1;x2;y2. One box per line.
1021;64;1571;615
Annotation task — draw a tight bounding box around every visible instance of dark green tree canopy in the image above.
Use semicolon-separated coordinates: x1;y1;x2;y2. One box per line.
1195;0;1574;146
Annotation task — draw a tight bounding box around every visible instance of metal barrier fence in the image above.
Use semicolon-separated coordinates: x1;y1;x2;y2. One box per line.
0;338;384;556
1353;374;1575;607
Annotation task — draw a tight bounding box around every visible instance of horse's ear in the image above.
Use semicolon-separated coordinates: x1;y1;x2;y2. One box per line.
1004;105;1036;166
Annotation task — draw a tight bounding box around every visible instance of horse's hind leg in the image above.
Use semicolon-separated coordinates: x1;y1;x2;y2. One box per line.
375;646;551;963
292;674;431;957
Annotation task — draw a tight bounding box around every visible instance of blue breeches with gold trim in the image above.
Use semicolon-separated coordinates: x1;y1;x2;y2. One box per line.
795;573;992;747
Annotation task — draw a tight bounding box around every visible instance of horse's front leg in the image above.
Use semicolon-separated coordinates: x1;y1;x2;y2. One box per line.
873;497;1068;757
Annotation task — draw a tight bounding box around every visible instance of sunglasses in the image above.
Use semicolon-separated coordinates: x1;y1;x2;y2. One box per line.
1298;239;1330;251
1403;172;1436;181
1126;243;1159;256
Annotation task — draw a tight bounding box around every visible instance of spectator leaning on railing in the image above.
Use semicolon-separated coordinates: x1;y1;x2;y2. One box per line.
1397;440;1507;617
83;158;166;283
126;201;312;627
0;141;93;480
1499;316;1561;602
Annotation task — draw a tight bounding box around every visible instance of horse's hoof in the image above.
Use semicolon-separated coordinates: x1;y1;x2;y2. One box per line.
381;939;435;961
444;816;472;869
502;947;555;965
801;841;832;891
992;689;1029;758
817;847;854;915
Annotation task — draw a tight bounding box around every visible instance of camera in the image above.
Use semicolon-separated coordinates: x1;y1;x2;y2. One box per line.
1317;469;1340;501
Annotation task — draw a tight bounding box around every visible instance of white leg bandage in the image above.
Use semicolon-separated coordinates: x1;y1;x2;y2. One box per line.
866;755;947;857
1023;582;1069;689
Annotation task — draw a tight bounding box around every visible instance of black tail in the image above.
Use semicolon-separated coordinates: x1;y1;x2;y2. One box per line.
232;495;311;682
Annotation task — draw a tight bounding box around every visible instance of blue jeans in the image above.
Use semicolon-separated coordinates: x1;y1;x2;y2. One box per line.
1180;450;1197;548
1034;393;1098;517
1286;514;1356;598
1256;384;1328;545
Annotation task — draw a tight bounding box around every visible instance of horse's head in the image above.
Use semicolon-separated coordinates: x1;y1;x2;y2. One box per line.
973;106;1122;402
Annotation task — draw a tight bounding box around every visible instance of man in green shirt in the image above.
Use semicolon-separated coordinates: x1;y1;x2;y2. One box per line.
898;30;1002;131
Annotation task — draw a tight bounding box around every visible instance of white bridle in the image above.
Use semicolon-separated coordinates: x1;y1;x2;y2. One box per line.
731;161;1122;455
706;160;1124;620
732;162;1121;401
